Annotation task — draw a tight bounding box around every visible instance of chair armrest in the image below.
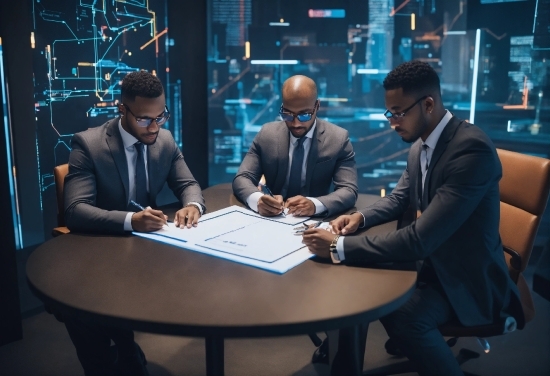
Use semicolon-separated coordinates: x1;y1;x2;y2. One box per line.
503;245;522;271
52;226;70;237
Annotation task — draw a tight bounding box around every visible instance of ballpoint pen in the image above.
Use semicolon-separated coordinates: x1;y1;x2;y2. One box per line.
259;183;286;217
129;200;171;228
129;200;146;211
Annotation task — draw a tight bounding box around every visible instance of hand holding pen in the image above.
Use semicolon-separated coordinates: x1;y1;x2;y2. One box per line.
129;200;168;232
257;183;286;217
293;221;322;235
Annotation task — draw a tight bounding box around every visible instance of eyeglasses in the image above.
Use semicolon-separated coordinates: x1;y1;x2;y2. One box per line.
279;101;319;122
123;104;170;127
384;96;429;121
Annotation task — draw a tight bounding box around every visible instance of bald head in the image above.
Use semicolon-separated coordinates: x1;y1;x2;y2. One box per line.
280;75;319;138
282;75;317;103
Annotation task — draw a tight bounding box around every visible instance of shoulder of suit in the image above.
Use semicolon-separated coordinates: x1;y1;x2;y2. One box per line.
72;119;114;142
255;120;285;138
316;118;349;138
446;119;496;154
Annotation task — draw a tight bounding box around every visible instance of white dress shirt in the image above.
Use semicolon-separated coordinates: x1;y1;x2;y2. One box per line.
119;121;149;231
334;110;453;262
247;121;326;214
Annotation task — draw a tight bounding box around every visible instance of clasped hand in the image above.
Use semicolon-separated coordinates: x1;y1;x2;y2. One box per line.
302;212;364;259
257;194;315;217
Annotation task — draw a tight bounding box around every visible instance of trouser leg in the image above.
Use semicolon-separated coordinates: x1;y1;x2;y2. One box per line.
64;317;117;376
64;315;143;375
330;323;369;376
379;283;464;376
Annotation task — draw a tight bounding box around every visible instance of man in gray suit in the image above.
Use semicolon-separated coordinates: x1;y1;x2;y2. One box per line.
303;61;523;375
232;75;358;217
65;73;205;233
63;71;205;375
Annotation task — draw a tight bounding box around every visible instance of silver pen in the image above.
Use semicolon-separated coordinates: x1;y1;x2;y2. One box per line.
259;183;286;217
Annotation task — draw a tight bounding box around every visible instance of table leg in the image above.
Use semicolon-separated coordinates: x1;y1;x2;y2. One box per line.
205;336;224;376
329;324;369;376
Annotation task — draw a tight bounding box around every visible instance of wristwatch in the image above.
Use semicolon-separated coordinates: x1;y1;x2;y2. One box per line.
329;235;341;264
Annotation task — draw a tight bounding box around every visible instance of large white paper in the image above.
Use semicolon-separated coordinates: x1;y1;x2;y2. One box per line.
133;206;314;273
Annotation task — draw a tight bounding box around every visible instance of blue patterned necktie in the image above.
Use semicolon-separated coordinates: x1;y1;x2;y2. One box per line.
286;136;306;199
134;142;149;207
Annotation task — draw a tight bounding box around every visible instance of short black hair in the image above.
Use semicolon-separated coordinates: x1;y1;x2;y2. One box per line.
383;60;440;97
121;71;164;101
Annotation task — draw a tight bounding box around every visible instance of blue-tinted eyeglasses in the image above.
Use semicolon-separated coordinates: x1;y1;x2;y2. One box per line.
384;96;428;121
123;104;170;127
279;101;319;122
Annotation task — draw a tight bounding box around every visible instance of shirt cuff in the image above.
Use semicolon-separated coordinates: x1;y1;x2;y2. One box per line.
186;202;204;215
336;236;346;262
246;192;264;212
351;211;367;228
307;197;327;215
124;212;134;231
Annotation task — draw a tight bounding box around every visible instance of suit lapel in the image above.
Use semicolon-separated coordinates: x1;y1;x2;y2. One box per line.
147;136;161;204
422;116;463;208
305;120;323;191
105;119;130;204
273;123;290;193
409;140;422;212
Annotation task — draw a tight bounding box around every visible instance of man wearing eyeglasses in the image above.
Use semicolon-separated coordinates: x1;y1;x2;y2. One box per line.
233;75;358;218
62;71;205;375
302;61;523;375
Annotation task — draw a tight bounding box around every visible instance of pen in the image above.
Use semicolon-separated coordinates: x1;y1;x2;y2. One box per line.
259;183;286;217
129;200;146;211
129;200;171;228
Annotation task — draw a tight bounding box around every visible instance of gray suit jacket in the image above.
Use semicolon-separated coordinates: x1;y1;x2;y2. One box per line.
232;119;358;216
344;117;524;328
64;119;205;234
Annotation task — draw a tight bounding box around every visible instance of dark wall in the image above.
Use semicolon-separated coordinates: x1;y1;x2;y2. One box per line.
169;0;209;188
0;0;45;248
0;1;25;346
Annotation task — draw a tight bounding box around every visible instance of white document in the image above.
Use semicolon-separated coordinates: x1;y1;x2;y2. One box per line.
133;206;313;273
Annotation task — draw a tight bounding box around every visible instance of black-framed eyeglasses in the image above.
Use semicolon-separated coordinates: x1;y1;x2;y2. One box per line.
384;95;429;121
122;104;170;127
279;100;319;122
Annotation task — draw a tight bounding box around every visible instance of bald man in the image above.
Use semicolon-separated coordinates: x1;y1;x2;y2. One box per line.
233;75;358;217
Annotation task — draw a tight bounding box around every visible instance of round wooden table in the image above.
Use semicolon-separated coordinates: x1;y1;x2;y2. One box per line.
27;184;416;375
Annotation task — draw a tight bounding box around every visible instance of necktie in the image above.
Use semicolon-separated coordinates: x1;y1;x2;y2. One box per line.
418;144;429;213
286;137;306;199
134;142;149;207
421;144;430;192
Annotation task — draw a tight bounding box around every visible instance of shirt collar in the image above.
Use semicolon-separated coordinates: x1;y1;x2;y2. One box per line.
118;118;139;149
423;110;452;150
289;119;317;144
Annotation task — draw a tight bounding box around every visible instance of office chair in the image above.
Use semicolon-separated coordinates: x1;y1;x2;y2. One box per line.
52;163;70;236
365;148;550;375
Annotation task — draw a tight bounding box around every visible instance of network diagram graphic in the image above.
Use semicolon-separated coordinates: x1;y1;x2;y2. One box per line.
31;0;172;220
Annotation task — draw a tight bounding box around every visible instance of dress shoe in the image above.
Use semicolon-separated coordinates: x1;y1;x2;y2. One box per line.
115;343;149;376
311;337;329;364
385;338;404;357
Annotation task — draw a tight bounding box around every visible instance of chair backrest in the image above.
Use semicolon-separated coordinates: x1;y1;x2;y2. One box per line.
53;164;69;227
497;148;550;281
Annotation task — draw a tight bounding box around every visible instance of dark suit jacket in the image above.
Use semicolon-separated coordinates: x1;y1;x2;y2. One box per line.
343;116;524;328
64;119;205;234
232;119;358;216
